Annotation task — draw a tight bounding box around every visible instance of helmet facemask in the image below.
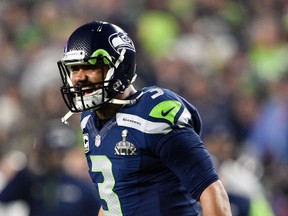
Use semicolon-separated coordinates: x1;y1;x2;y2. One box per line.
57;21;138;124
58;49;118;112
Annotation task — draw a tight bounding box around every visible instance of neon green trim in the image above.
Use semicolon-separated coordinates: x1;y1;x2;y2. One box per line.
88;49;112;65
149;100;181;125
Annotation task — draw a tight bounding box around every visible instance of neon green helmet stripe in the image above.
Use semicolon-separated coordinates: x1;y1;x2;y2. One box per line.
88;49;112;65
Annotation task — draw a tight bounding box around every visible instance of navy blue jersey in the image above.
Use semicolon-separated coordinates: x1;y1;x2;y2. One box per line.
0;168;100;216
80;86;218;216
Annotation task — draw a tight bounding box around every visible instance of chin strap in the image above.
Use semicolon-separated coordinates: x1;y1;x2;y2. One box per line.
61;111;74;125
61;93;143;125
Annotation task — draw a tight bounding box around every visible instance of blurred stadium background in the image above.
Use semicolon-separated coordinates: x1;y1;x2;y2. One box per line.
0;0;287;215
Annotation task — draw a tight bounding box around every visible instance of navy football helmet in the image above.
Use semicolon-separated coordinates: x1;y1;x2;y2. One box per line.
57;21;137;122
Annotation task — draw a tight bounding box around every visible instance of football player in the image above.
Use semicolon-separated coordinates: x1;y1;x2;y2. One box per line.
0;120;101;216
57;21;232;216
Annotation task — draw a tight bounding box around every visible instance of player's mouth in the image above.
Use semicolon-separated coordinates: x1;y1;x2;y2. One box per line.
82;87;96;96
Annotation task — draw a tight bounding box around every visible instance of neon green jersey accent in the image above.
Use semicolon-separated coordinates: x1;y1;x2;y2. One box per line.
149;100;181;125
88;49;112;65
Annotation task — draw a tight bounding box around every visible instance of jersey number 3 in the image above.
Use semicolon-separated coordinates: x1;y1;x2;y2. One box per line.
90;155;123;216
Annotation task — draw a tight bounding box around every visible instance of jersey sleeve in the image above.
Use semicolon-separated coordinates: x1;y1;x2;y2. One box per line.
139;87;218;200
153;127;219;200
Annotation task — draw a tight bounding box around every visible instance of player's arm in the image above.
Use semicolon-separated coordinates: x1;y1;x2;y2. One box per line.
154;128;231;215
98;206;104;216
200;180;232;216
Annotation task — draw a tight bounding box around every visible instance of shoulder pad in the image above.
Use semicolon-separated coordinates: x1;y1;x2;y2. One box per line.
138;87;184;125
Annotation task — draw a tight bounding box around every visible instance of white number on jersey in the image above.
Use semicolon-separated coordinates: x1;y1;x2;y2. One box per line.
90;155;122;216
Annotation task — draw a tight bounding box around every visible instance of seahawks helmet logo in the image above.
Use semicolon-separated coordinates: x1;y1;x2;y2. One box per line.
109;32;135;53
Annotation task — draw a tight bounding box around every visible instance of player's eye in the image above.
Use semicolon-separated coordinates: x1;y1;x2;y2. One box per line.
70;65;81;71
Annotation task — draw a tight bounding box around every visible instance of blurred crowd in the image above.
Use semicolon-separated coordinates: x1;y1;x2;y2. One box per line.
0;0;287;215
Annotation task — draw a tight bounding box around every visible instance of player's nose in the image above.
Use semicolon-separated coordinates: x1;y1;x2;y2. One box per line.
72;68;88;84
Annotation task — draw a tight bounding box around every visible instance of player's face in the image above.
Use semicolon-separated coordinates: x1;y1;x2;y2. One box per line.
71;63;108;87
